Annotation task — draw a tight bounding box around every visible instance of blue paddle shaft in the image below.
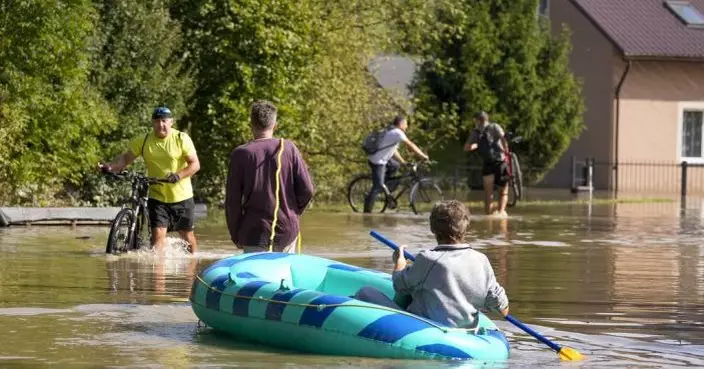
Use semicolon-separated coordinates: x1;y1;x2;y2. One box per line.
504;314;562;352
369;230;416;261
370;229;566;356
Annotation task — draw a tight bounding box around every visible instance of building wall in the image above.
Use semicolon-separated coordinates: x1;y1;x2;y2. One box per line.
616;59;704;193
542;0;615;189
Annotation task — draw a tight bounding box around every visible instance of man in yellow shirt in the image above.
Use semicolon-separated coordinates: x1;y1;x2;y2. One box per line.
99;107;200;253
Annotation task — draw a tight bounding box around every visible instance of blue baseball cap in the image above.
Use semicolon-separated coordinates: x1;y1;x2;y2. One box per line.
152;106;172;119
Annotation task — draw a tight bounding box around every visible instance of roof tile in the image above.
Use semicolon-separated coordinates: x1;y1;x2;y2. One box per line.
572;0;704;59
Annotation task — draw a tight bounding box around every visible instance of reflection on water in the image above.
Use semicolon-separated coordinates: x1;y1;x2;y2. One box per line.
0;201;703;367
105;241;198;303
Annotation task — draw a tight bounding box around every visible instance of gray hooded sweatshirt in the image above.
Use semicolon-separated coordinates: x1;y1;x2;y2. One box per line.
392;244;509;328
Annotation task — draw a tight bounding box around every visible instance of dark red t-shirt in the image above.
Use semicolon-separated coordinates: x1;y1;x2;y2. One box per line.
225;138;314;248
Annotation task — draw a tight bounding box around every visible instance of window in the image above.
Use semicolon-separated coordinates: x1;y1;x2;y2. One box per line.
665;1;704;27
680;105;704;162
682;111;703;157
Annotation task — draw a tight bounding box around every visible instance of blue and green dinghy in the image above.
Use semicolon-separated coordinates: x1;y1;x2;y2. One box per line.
190;252;510;361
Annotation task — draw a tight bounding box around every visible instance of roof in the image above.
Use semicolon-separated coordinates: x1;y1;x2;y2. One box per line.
571;0;704;60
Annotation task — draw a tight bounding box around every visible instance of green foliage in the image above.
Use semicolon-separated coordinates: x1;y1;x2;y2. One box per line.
92;0;193;148
0;0;114;205
171;0;401;202
80;0;194;206
400;0;585;181
0;0;584;205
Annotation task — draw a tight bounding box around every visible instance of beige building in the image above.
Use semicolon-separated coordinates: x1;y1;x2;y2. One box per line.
542;0;704;193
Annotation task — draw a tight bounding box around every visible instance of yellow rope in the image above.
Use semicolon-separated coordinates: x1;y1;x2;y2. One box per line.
268;138;285;252
296;231;302;254
267;138;303;254
193;274;480;334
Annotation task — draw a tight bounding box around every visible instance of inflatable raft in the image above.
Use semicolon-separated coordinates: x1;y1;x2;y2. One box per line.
190;252;510;361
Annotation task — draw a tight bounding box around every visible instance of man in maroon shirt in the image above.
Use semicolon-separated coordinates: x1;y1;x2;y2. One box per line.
225;100;315;253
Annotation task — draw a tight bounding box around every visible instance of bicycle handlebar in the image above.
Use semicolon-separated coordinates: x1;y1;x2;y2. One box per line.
101;170;166;184
405;160;436;168
505;131;522;144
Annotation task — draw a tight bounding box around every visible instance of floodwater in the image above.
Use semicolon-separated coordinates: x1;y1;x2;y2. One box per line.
1;200;703;368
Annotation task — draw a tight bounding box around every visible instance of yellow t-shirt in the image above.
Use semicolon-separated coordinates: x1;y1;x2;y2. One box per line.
129;129;196;203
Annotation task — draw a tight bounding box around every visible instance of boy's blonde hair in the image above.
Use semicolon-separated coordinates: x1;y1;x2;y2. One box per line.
430;200;471;244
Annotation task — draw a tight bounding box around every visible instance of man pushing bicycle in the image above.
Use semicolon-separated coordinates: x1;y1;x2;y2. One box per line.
98;106;200;253
362;115;429;213
463;111;510;217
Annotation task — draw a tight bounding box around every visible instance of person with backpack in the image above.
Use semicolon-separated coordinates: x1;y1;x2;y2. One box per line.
362;115;429;213
98;106;200;253
463;111;510;217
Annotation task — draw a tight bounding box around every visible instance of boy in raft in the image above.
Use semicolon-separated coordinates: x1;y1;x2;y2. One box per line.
356;200;509;328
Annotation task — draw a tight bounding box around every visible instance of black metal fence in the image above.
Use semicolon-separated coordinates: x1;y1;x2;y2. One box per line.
571;157;704;197
425;161;548;200
431;156;704;202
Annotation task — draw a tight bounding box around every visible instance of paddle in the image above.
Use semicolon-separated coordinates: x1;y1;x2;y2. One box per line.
369;230;585;361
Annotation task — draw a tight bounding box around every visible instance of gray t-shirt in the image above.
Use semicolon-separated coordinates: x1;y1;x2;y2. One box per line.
392;244;509;328
368;127;407;165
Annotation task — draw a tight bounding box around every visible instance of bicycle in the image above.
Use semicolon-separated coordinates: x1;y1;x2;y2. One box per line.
103;171;165;254
347;162;444;215
505;133;524;208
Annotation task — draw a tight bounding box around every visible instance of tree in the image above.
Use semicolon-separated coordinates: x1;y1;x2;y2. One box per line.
0;0;113;205
81;0;194;205
171;0;402;202
399;0;584;181
91;0;193;149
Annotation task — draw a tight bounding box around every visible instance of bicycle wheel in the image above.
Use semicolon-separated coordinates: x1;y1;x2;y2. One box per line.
347;174;387;213
132;205;151;251
106;208;136;254
507;152;523;208
410;178;444;215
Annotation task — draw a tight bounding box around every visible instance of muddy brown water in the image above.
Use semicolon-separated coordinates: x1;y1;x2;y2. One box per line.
1;202;703;368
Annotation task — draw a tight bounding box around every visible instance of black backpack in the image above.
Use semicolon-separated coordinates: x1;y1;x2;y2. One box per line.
361;127;393;155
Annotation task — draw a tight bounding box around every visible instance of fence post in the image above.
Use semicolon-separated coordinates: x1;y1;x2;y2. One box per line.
588;158;594;196
613;161;619;195
681;161;688;214
453;166;458;200
681;161;688;198
570;156;576;191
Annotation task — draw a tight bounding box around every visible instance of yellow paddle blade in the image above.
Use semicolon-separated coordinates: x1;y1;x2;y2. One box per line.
558;347;584;361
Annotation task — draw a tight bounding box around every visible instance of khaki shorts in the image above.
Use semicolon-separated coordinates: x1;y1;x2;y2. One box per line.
241;238;297;254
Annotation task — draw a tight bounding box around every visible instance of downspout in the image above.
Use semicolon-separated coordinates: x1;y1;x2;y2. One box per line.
614;59;632;194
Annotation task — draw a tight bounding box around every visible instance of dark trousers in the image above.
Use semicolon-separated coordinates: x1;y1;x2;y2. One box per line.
363;159;400;213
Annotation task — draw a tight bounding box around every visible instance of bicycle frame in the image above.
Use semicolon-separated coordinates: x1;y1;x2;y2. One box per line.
384;163;434;206
109;172;158;250
128;176;151;248
346;161;441;214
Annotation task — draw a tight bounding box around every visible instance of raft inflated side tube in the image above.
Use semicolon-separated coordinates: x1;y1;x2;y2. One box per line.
190;252;510;361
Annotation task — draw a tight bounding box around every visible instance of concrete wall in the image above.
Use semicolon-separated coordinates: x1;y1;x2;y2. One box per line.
542;0;615;189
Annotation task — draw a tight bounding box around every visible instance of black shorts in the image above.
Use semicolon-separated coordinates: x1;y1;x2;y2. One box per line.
482;161;509;187
147;198;195;232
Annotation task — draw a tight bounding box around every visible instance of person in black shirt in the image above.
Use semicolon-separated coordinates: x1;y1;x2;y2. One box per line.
463;112;510;217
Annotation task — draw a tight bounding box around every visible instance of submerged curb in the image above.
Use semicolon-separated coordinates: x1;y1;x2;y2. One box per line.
0;204;207;227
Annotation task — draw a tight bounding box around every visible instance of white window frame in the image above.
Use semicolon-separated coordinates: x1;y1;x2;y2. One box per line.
664;1;704;28
677;101;704;164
